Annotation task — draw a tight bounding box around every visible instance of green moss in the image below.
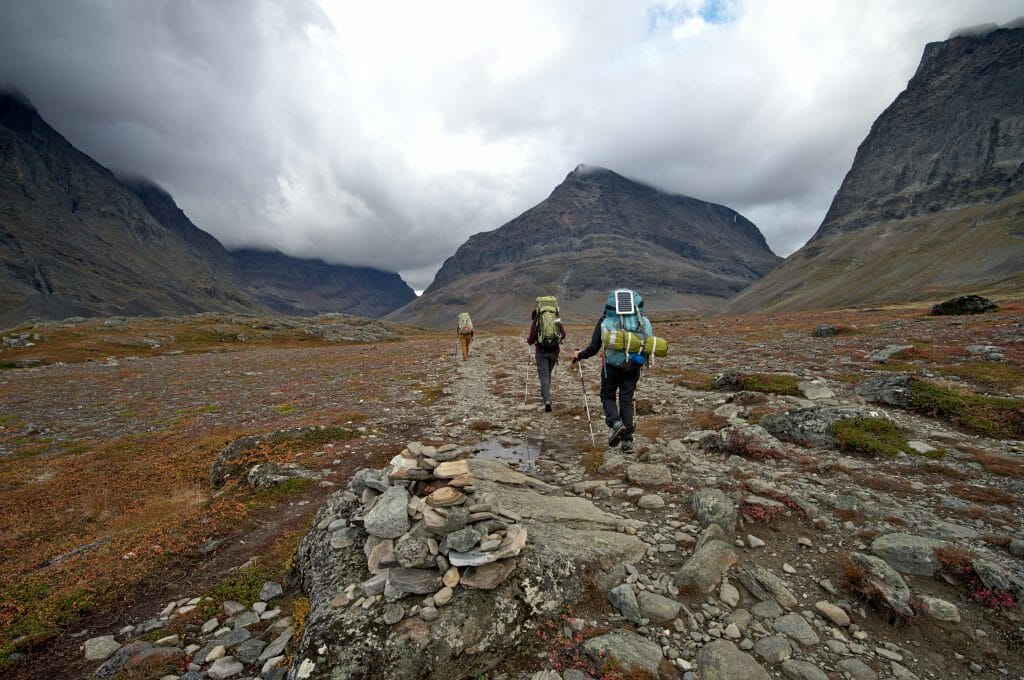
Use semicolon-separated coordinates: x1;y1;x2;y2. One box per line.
946;361;1024;392
909;381;1024;439
738;373;801;396
248;478;314;506
834;418;914;458
0;581;103;665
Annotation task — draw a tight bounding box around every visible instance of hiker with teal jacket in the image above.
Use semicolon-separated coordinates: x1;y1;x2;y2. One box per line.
571;289;655;454
527;296;566;412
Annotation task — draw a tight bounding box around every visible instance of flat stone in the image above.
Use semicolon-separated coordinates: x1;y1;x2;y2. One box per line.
751;600;784;618
233;638;266;665
636;590;680;623
386;568;443;595
582;629;664;678
781;659;829;680
848;552;913;617
837;658;878;679
814;600;850;626
208;656;245;679
259;581;284;601
625;463;672;486
869;533;946;576
258;627;293;661
674;540;737;593
917;595;960;622
433;460;470;478
753;635;792;664
460;559;515;589
609;584;641;623
772;613;819;645
696;639;771;680
364;485;411;539
637;494;665;509
84;635;122;661
737;567;798;609
719;581;741;607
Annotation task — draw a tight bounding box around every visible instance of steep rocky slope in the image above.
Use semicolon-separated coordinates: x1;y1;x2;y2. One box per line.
0;91;417;325
388;165;780;328
229;249;416;318
720;25;1024;315
0;92;262;325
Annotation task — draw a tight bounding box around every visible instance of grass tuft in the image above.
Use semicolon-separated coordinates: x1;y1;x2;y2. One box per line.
833;418;913;457
908;380;1024;439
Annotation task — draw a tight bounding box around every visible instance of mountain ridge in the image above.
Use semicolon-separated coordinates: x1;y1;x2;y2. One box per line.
390;165;781;328
0;91;415;325
718;25;1024;315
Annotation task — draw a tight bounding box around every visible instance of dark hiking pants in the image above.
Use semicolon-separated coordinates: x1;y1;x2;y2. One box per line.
535;353;557;403
600;362;640;441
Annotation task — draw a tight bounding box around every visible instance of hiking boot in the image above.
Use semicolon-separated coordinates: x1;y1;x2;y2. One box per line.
621;440;634;454
544;402;552;412
608;421;627;447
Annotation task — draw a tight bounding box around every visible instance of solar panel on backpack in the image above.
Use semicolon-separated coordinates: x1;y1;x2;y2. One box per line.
614;289;635;315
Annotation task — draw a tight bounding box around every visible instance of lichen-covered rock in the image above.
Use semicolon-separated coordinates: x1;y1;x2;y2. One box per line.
760;406;891;448
847;552;913;617
931;295;998;315
581;629;663;677
674;540;737;593
856;374;914;408
290;460;646;680
869;533;947;575
692;489;737;534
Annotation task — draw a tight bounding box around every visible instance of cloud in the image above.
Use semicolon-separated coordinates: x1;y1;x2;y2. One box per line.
1;1;1021;290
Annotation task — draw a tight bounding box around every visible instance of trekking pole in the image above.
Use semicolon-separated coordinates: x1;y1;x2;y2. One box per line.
575;360;597;450
524;345;530;404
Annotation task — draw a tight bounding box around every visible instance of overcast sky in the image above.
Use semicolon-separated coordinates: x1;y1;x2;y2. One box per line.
1;1;1021;291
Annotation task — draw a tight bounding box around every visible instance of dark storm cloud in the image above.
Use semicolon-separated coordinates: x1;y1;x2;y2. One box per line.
2;1;1022;290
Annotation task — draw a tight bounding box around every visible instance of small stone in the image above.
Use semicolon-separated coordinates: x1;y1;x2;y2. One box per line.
208;656;245;679
814;601;850;627
720;582;740;607
83;635;121;661
434;586;454;606
782;563;796;574
207;645;227;661
443;567;460;588
747;535;766;549
383;603;405;624
259;581;284;602
223;600;245;616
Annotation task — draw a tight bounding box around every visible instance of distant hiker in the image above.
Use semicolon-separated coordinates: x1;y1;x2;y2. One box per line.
456;312;474;361
527;295;566;412
572;289;666;454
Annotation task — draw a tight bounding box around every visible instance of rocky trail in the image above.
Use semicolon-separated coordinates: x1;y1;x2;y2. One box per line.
2;305;1023;679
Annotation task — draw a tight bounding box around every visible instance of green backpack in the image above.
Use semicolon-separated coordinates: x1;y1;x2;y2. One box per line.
457;312;474;334
535;296;562;350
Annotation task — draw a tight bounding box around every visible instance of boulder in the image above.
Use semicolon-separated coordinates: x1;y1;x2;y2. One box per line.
760;406;891;448
581;629;663;678
869;533;947;575
931;295;997;315
363;486;411;539
697;639;771;680
847;552;913;617
692;489;737;534
608;584;642;624
636;591;681;623
674;540;737;593
772;613;819;646
736;567;798;609
856;374;914;408
210;426;333;488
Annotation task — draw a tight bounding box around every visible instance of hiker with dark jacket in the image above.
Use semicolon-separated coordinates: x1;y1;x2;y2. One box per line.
571;289;653;454
527;308;566;412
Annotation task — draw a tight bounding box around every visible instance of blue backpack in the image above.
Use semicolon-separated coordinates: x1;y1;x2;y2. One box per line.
601;289;653;368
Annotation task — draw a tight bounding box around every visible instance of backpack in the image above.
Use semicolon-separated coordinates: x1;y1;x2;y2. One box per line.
457;312;474;334
600;289;666;367
535;295;562;350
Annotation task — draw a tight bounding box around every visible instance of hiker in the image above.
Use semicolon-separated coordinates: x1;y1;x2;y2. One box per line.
571;289;654;454
456;312;474;361
527;295;566;412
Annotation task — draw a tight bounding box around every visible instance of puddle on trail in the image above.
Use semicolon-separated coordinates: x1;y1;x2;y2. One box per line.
469;436;542;475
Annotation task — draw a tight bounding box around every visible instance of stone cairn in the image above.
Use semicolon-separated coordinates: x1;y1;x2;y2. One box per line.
329;441;528;622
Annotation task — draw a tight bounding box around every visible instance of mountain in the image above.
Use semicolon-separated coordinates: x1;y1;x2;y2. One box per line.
229;248;415;317
388;165;781;328
0;91;415;325
0;91;262;325
719;25;1024;315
